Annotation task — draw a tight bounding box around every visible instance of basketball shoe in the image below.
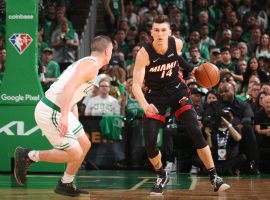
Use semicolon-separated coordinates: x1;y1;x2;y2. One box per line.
150;172;170;195
211;175;230;192
14;147;33;185
54;179;90;197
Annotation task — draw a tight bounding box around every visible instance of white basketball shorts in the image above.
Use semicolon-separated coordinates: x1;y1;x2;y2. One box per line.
34;98;85;150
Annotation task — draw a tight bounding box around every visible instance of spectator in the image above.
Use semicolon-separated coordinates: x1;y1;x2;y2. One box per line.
216;29;232;49
189;86;205;117
231;24;244;43
39;48;61;92
51;17;79;72
260;82;270;95
114;29;132;59
254;94;270;172
188;45;205;68
123;78;145;169
247;24;262;56
203;89;218;110
209;47;221;65
126;45;141;78
118;17;130;33
182;30;210;61
255;33;270;59
230;45;241;64
194;11;215;38
38;26;49;63
190;0;215;25
80;74;109;116
200;24;216;48
124;1;140;28
203;82;260;175
168;5;189;38
84;77;120;116
137;30;151;46
246;82;261;106
237;0;252;21
42;3;57;44
203;107;246;176
138;0;164;16
238;42;250;62
214;20;230;46
226;11;239;29
216;47;242;82
103;0;125;36
237;58;248;75
243;57;269;89
252;91;266;114
53;6;74;34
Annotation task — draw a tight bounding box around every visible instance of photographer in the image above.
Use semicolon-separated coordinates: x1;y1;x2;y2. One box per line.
202;107;247;176
51;17;79;72
203;82;260;175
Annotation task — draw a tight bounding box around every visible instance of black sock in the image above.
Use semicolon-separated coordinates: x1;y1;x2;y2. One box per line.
156;167;166;177
208;167;217;179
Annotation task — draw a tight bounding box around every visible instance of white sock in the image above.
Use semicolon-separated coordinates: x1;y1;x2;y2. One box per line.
28;150;40;162
61;172;75;183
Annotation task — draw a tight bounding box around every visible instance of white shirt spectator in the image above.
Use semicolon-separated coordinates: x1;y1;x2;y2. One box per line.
84;77;120;116
84;95;120;116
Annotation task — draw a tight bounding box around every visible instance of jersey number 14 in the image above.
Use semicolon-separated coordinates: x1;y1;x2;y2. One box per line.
161;69;172;78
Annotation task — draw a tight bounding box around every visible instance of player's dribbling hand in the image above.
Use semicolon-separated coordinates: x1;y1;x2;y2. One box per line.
58;116;68;137
144;103;159;115
191;67;198;77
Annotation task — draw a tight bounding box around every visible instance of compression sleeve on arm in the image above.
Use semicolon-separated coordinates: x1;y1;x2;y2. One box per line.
178;55;194;73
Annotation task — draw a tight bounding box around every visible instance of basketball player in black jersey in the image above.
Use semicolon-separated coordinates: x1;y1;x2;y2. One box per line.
132;15;230;195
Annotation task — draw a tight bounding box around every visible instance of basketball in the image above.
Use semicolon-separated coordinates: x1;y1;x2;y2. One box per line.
195;62;220;88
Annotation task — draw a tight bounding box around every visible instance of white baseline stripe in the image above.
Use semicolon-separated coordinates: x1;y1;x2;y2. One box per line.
130;178;149;190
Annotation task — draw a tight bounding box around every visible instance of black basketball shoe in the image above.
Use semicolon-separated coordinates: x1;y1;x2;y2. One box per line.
14;147;33;185
150;172;170;195
54;179;90;197
211;175;230;192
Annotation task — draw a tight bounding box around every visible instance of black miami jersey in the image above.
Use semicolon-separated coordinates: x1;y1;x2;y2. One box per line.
143;37;180;91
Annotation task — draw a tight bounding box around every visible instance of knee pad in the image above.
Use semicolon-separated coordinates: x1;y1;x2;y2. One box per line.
143;118;162;158
181;110;207;149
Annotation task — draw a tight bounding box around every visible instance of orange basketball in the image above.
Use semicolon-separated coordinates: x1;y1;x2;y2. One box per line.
195;62;220;88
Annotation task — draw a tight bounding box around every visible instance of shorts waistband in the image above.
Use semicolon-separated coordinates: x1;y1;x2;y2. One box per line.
41;97;60;112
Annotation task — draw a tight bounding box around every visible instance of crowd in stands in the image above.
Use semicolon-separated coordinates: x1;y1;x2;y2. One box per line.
1;0;270;175
93;0;270;175
0;0;74;89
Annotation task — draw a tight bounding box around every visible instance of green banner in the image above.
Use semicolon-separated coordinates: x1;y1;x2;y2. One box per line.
0;0;43;105
0;106;64;172
0;0;64;172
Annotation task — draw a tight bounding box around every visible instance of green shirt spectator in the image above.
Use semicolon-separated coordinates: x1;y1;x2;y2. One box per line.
40;48;61;91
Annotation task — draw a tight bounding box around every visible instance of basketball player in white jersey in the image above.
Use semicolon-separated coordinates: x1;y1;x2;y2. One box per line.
14;35;113;197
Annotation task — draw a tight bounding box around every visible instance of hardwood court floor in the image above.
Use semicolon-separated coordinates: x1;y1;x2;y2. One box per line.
1;170;270;200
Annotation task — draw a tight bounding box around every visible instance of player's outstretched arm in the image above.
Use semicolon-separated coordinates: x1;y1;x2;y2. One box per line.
59;59;98;137
132;48;158;115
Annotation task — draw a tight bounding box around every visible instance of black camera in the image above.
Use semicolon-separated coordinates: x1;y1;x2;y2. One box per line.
204;107;233;128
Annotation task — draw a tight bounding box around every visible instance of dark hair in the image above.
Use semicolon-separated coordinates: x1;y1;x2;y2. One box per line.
221;46;230;53
203;89;218;109
153;14;170;25
91;35;112;53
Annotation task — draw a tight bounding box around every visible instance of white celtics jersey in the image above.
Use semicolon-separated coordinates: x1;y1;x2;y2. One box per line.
45;56;97;107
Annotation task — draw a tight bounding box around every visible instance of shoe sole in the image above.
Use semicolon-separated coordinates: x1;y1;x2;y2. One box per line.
14;147;24;186
217;183;230;192
150;191;164;196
